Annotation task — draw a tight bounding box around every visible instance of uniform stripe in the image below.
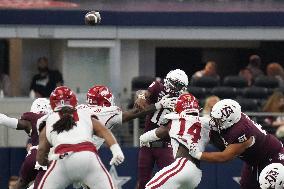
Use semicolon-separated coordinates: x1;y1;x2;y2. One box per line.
95;153;114;189
38;160;57;189
151;159;187;189
146;158;185;187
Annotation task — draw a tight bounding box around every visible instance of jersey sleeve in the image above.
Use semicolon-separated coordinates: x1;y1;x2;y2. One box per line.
20;112;33;121
226;124;253;144
105;111;122;130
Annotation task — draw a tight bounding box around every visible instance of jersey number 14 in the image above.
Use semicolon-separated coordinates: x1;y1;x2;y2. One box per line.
178;119;201;143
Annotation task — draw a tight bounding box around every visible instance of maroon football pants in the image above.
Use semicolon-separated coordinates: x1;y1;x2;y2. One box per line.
137;146;174;189
19;149;38;184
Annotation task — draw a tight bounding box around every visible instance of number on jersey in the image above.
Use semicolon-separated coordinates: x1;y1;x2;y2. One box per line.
178;119;201;143
151;109;171;125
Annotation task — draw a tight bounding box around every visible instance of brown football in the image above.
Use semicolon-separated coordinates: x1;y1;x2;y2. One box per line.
85;11;101;25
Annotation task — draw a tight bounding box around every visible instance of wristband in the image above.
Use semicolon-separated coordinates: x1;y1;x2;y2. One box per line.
110;143;123;155
195;152;202;160
140;129;160;143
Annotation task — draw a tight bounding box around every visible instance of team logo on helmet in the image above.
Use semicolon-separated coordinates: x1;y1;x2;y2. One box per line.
221;106;234;119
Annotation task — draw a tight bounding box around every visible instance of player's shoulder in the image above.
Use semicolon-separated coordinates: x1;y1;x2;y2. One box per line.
164;112;179;120
199;116;212;130
46;112;60;123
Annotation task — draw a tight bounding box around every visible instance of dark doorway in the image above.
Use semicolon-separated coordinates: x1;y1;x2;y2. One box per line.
155;48;202;79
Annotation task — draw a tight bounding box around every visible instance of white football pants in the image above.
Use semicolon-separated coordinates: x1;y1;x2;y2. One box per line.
38;151;115;189
145;157;202;189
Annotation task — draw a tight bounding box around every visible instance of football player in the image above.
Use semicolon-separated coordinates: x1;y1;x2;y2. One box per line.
0;98;50;189
77;85;176;149
259;163;284;189
189;99;284;189
134;69;189;189
37;86;123;189
140;93;210;188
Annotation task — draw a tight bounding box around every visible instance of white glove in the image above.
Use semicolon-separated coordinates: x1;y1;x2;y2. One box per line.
139;129;159;147
110;144;125;166
155;95;177;110
0;113;18;129
188;142;202;160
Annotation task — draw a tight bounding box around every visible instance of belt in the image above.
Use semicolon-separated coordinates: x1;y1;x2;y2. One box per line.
149;141;170;148
49;142;97;160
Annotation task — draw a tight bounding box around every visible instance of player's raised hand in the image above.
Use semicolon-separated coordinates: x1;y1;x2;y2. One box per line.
134;90;148;110
188;142;202;160
155;94;177;110
110;144;125;166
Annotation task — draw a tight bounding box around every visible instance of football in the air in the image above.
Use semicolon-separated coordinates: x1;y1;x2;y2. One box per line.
85;11;101;25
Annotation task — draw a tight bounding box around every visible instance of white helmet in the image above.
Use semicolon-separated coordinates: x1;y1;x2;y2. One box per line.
30;98;51;114
164;69;188;97
259;163;284;189
210;99;241;131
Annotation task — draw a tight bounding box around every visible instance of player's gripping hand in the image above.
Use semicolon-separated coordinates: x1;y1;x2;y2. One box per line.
110;144;125;166
134;90;148;110
139;129;159;148
155;94;177;110
188;142;202;160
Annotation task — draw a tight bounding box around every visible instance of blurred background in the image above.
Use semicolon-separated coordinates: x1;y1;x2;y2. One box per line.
0;0;284;188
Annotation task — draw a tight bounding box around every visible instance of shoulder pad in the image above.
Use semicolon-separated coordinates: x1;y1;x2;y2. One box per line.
164;112;180;120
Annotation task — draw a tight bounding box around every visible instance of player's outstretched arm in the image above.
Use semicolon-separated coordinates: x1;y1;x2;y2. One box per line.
122;105;156;123
139;126;169;147
190;137;253;163
0;113;32;133
123;95;177;123
36;126;51;166
92;118;125;165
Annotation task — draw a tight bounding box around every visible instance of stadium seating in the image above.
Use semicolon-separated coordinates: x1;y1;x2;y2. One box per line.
211;86;237;99
242;87;269;99
223;75;248;88
254;76;279;88
191;76;220;88
187;86;208;99
236;98;259;112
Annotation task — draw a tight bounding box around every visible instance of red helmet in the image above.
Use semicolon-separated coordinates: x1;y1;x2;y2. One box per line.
50;86;78;111
86;85;114;107
175;93;199;116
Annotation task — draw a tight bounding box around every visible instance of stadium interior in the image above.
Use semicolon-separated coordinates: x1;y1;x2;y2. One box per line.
0;0;284;189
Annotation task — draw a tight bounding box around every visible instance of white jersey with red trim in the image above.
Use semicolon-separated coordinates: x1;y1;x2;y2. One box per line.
164;113;211;158
76;104;122;149
45;108;94;148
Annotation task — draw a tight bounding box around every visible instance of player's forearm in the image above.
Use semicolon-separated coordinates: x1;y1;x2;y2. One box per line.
200;152;232;163
122;105;156;123
0;113;18;129
36;148;49;166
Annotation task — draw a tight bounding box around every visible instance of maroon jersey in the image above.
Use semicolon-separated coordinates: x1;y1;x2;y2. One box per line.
220;113;283;166
144;81;171;132
20;112;45;146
